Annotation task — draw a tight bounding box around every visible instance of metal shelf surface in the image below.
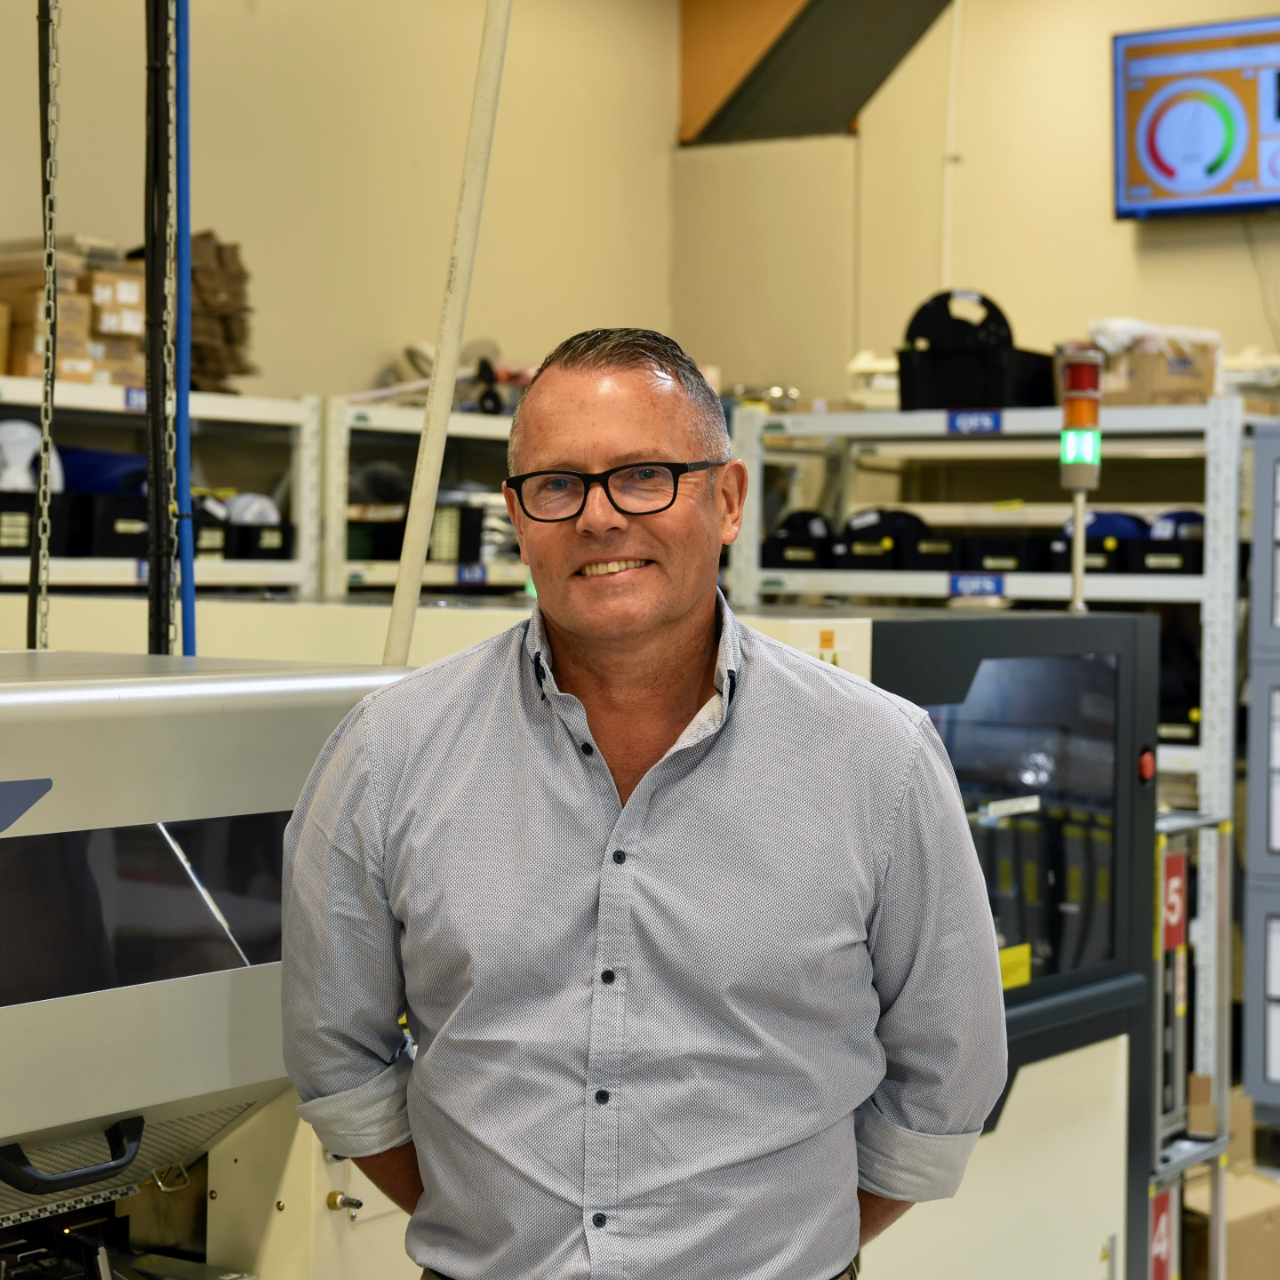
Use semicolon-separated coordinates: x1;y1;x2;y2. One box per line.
344;560;528;589
0;557;305;587
344;405;511;440
0;375;312;425
761;404;1217;438
753;568;1208;603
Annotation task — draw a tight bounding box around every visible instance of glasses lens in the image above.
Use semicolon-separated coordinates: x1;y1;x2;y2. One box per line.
522;473;585;519
608;464;676;513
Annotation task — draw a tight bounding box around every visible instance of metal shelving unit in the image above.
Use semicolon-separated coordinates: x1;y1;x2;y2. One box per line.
321;399;527;598
729;399;1248;1279
0;375;321;598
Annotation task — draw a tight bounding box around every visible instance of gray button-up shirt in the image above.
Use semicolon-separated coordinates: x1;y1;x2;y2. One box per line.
282;600;1006;1280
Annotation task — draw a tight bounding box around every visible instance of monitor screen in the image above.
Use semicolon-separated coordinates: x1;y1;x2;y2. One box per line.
1114;16;1280;218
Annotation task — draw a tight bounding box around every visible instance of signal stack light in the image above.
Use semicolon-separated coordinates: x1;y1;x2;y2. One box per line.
1060;349;1103;614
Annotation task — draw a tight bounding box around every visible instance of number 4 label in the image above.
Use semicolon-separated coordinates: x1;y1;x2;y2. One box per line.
1150;1188;1171;1280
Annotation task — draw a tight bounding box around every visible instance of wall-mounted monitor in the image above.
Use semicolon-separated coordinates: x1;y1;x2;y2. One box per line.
1114;16;1280;218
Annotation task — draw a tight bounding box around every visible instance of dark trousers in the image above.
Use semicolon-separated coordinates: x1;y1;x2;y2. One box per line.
423;1262;858;1280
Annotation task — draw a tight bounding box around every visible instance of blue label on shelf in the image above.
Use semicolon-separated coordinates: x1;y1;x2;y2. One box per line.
949;571;1004;598
124;387;147;412
457;563;487;585
947;409;1001;435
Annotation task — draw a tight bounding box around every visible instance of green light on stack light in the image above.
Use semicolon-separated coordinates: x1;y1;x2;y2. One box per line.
1061;429;1101;465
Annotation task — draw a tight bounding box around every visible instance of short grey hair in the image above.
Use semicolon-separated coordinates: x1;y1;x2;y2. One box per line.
508;328;730;473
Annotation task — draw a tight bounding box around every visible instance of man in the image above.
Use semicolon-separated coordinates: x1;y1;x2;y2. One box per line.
282;328;1006;1280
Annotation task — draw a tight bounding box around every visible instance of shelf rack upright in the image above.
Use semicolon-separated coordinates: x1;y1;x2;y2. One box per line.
0;376;321;598
728;397;1250;1280
321;398;528;599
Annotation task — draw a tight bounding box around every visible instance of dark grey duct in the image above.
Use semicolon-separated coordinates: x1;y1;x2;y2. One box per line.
694;0;951;144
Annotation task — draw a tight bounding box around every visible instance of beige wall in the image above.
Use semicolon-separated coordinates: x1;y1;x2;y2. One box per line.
0;0;678;399
671;134;856;401
859;0;1280;359
673;0;1280;404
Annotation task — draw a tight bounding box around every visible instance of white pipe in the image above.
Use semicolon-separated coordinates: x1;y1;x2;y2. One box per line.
1068;489;1088;613
383;0;514;666
939;0;964;291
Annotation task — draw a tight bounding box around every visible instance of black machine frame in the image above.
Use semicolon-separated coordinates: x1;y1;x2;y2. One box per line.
870;609;1158;1280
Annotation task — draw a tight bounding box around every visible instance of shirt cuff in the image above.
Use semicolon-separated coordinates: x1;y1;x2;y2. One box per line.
296;1052;414;1158
855;1097;982;1202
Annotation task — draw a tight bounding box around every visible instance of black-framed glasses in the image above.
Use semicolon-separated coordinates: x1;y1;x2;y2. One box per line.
505;459;730;522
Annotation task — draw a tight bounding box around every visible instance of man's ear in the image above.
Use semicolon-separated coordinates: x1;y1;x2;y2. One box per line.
717;460;748;545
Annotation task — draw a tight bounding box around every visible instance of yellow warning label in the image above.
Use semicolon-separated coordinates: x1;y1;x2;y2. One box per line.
819;629;835;649
999;942;1032;990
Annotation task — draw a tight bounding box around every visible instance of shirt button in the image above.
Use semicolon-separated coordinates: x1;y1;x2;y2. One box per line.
581;743;594;755
601;969;615;984
592;1212;607;1228
613;850;626;864
595;1089;610;1104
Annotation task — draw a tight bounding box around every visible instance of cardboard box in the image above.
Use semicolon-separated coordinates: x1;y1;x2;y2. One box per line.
81;267;143;309
8;352;95;383
1188;1073;1215;1137
90;355;146;388
9;324;88;361
93;305;145;337
0;288;90;340
1101;339;1218;405
1231;1086;1257;1166
1184;1167;1280;1280
87;336;142;362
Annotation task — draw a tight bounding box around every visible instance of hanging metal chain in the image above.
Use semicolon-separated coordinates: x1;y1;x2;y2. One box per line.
164;0;179;650
30;0;62;651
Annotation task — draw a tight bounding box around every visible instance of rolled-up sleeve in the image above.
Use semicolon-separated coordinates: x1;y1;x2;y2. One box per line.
281;702;413;1158
857;714;1007;1202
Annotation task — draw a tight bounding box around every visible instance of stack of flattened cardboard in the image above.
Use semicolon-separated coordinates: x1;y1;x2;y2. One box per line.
191;230;256;393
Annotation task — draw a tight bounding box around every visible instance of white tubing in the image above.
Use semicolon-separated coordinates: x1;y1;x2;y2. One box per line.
383;0;514;666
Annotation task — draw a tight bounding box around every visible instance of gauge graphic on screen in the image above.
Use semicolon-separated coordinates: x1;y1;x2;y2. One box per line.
1135;76;1249;193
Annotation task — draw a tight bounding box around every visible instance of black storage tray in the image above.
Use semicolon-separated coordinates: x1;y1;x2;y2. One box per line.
962;534;1054;574
1048;537;1128;573
830;535;896;570
67;494;149;558
900;533;961;571
1117;539;1203;574
0;493;70;557
226;523;295;560
348;519;405;561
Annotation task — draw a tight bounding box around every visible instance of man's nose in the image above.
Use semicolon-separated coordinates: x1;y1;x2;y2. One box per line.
575;479;628;534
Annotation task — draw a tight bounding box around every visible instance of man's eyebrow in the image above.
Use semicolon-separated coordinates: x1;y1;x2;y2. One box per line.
533;450;681;471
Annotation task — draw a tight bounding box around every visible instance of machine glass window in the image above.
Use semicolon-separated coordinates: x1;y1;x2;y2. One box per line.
925;654;1117;986
0;810;289;1009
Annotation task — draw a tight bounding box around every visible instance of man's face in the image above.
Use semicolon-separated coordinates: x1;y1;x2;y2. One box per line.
503;365;747;645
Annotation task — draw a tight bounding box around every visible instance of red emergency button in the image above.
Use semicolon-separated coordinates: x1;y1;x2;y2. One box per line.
1137;748;1156;784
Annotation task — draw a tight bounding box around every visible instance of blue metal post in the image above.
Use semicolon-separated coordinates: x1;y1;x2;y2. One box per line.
175;0;196;653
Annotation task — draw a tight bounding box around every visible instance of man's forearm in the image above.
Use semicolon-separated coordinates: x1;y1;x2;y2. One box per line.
352;1140;424;1216
857;1187;913;1245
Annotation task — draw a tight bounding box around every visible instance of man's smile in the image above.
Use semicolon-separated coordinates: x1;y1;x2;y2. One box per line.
577;558;653;577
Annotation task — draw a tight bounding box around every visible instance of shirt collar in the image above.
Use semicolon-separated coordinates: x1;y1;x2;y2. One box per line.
524;589;742;706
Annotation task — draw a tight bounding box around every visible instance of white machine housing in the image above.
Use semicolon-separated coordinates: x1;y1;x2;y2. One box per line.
0;653;404;1228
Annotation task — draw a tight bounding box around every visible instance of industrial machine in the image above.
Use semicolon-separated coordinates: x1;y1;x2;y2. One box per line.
749;608;1160;1280
0;653;404;1243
